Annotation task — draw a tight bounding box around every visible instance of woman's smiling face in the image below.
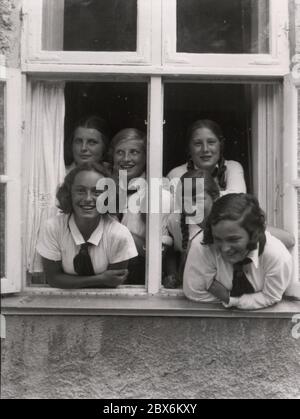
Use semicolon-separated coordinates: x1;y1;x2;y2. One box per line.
212;219;250;264
113;139;146;181
71;170;104;221
189;127;221;171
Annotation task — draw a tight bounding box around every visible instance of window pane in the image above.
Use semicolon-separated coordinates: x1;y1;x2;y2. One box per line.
42;0;137;52
65;82;148;287
177;0;269;54
0;82;5;278
163;83;253;288
31;81;148;288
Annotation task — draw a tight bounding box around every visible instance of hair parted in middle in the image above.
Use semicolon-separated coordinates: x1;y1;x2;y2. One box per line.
65;115;111;166
56;162;112;214
202;193;266;254
186;119;227;189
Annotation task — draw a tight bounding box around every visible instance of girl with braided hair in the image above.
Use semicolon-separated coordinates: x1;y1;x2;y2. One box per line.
163;169;220;288
167;119;246;196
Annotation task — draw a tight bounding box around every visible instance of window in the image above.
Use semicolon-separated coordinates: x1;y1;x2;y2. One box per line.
176;0;270;54
24;0;151;65
19;0;298;298
44;0;138;52
0;58;22;294
163;0;289;73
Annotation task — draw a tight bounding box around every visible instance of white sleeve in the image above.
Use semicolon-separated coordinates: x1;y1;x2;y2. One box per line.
108;224;138;265
162;190;174;247
36;218;62;261
162;214;174;247
183;239;220;303
220;161;247;196
231;256;293;310
166;168;177;181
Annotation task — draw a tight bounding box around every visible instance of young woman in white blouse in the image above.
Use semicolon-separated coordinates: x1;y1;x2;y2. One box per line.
164;169;220;288
37;163;138;289
183;193;293;310
167;119;246;196
110;128;173;284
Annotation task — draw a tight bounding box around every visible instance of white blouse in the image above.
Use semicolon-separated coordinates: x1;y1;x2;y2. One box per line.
120;177;174;247
183;232;293;310
37;214;138;275
167;160;247;196
167;213;202;253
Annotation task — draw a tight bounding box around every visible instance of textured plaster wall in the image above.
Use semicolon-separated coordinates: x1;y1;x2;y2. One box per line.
0;0;21;67
1;316;300;399
296;1;300;278
0;0;300;400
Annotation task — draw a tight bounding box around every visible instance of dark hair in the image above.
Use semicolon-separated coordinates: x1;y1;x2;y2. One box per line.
179;169;220;251
56;162;111;214
186;119;227;189
65;115;111;165
202;193;266;254
108;128;147;166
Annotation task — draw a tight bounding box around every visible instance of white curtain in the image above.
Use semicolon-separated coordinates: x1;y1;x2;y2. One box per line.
25;82;66;273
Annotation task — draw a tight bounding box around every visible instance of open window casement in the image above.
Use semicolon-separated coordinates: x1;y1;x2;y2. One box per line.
251;83;284;227
251;75;299;291
163;0;289;76
283;73;300;297
0;57;23;295
23;0;152;67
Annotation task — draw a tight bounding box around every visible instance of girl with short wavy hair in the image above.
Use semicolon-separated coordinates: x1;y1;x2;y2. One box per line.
183;193;293;310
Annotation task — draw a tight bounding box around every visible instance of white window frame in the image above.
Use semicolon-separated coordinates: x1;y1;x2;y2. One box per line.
283;74;299;283
22;74;299;296
23;0;152;66
162;0;289;76
14;0;299;300
0;56;23;294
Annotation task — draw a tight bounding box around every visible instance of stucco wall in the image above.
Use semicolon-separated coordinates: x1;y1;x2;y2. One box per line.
0;0;300;401
0;0;21;68
1;316;300;399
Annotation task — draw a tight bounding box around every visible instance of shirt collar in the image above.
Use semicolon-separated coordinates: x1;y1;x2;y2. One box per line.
189;224;202;241
245;247;259;269
215;245;259;269
69;214;105;246
119;172;146;193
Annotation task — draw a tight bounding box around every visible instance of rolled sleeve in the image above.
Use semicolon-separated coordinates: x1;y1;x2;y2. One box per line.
36;218;62;261
108;224;138;265
183;240;219;303
220;161;247;196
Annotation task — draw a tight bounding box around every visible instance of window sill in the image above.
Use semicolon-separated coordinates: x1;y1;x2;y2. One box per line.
1;292;300;318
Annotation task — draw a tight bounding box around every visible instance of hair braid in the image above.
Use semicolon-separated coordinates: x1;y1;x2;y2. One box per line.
181;212;190;251
187;158;195;171
216;155;227;190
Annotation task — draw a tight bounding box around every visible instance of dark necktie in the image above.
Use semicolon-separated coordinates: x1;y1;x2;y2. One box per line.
116;189;139;221
231;258;255;297
73;242;95;276
127;188;138;196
